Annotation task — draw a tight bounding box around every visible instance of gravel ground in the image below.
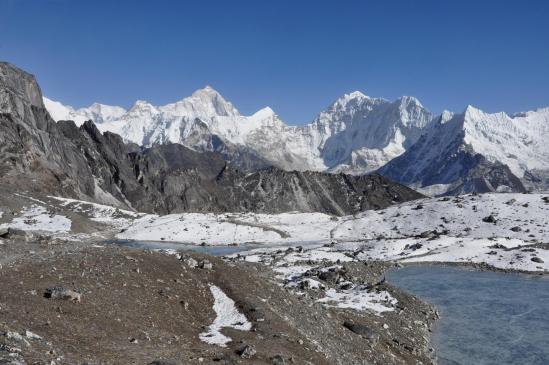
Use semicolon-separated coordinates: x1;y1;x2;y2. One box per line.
0;237;437;365
0;187;438;364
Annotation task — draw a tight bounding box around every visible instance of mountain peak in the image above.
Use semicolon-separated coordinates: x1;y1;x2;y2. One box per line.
397;95;424;108
347;91;368;99
128;100;158;115
463;105;492;124
464;104;484;115
440;110;454;124
161;85;240;118
251;106;276;119
191;85;220;98
329;91;372;111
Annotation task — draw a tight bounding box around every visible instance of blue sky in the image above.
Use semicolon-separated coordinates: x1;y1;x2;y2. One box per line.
1;0;548;123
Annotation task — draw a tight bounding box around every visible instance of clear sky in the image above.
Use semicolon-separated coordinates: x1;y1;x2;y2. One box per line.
1;0;548;123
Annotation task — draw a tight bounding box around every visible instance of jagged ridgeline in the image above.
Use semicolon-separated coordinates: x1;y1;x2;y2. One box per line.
0;62;423;215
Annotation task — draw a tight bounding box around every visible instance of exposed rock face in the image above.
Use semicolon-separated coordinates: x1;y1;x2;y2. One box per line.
0;61;423;215
0;62;99;199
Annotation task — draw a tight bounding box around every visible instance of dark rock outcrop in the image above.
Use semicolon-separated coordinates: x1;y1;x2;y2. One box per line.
0;61;423;215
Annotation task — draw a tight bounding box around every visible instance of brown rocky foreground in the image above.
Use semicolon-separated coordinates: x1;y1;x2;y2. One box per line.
0;235;437;365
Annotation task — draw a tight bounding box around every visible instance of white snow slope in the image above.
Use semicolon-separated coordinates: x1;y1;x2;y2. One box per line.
0;205;71;233
119;193;549;273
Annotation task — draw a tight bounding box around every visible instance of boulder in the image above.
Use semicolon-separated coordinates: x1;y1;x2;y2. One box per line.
343;321;381;343
198;260;213;270
482;215;497;224
318;270;339;283
182;257;198;268
238;344;257;359
6;228;34;241
44;287;81;302
271;354;286;365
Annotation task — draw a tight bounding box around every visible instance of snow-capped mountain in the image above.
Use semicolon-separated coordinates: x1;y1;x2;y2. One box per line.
307;92;433;173
44;97;126;125
44;87;433;173
44;88;549;195
379;106;549;194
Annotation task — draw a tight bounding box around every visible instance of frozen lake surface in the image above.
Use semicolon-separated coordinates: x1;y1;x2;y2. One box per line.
388;265;549;365
107;239;261;256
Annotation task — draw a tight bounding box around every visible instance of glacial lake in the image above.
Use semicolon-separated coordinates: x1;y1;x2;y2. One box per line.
107;239;324;256
387;265;549;365
107;239;263;256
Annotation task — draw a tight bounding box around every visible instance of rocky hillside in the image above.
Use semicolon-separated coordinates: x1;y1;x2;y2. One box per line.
0;61;422;215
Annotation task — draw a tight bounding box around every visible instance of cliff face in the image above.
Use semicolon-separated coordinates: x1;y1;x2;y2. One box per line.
0;62;98;199
0;61;423;215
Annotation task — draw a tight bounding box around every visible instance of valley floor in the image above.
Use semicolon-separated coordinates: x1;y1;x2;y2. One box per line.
0;187;548;364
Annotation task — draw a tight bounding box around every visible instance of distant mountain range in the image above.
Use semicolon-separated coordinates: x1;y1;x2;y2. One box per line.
44;87;434;174
0;61;421;214
45;85;549;195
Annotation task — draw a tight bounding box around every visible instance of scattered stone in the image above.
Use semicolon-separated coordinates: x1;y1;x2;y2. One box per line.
298;279;324;290
6;228;34;241
482;215;497;224
343;321;380;344
147;362;175;365
337;281;353;290
404;242;423;251
4;331;25;343
0;227;8;238
24;330;41;340
531;257;544;263
271;354;286;365
0;342;22;354
510;226;522;232
238;344;256;359
418;231;433;238
198;260;213;270
489;243;507;249
318;270;339;283
182;257;198;268
44;287;81;302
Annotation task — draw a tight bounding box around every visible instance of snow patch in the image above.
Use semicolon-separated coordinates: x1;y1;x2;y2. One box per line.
0;205;71;233
199;285;252;347
318;287;397;314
